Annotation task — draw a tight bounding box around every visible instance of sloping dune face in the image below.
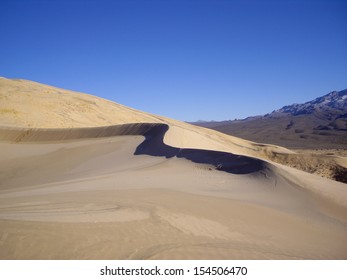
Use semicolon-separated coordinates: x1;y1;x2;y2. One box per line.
0;77;161;127
0;77;291;157
0;78;347;259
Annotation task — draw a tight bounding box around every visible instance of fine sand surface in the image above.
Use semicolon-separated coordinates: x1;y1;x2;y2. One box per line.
0;77;347;259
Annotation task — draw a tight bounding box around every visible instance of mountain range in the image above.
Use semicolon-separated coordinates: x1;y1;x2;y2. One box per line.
193;89;347;149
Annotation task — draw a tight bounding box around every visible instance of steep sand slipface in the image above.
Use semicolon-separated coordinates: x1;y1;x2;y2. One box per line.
0;77;291;158
0;77;347;259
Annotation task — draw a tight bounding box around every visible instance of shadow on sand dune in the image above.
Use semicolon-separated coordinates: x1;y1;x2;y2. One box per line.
0;123;266;175
134;124;266;174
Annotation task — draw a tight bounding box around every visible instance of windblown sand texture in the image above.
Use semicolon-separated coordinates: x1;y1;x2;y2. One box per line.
0;77;347;259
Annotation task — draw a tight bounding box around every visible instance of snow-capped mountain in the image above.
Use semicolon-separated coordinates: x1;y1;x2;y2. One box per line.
272;89;347;116
192;89;347;149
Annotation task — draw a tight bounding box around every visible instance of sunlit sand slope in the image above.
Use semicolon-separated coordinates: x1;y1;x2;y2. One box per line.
0;77;291;158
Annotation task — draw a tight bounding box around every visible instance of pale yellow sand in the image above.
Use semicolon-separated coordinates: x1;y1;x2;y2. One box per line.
0;134;346;259
0;77;346;259
0;77;292;157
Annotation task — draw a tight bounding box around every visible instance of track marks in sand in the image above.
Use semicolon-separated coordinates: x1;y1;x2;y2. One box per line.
156;208;242;240
0;202;149;223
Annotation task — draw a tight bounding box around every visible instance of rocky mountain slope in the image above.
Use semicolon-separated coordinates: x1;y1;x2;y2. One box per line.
193;89;347;149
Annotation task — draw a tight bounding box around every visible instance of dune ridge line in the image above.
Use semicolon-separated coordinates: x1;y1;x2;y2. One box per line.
0;123;266;175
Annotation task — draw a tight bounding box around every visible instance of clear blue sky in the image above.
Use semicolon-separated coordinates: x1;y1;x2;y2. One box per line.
1;0;346;121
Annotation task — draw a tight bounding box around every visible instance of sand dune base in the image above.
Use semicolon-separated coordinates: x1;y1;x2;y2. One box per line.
1;127;347;259
2;189;346;260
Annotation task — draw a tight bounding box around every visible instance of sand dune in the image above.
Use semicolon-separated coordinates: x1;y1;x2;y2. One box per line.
0;77;292;157
0;77;347;259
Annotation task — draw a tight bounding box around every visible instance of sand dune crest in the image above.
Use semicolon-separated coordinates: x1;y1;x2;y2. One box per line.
0;78;346;259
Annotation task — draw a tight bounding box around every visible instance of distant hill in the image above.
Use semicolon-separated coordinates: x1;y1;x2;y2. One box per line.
192;89;347;149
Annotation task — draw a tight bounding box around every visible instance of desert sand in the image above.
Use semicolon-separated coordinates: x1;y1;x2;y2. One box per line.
0;77;347;259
